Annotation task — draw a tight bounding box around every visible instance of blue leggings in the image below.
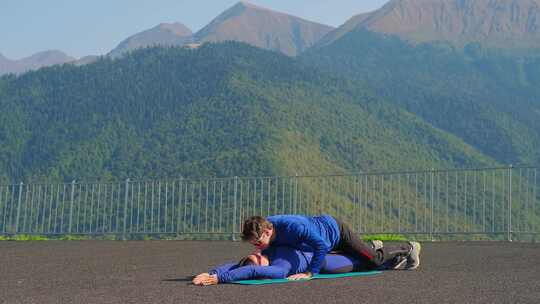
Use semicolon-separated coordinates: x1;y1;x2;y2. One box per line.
320;254;361;274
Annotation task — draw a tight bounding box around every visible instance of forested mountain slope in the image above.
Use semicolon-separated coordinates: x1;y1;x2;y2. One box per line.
304;29;540;166
0;42;495;183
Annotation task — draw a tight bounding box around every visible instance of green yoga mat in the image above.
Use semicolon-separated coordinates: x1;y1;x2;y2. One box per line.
231;271;382;285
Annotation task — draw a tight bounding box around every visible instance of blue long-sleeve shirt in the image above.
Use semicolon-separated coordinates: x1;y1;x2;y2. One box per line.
209;246;311;283
264;214;340;274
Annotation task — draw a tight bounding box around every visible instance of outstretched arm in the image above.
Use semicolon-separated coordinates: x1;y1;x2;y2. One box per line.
208;262;237;277
217;265;288;283
192;262;237;286
193;265;289;285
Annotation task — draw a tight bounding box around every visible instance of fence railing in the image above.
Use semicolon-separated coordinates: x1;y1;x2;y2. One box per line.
0;166;538;240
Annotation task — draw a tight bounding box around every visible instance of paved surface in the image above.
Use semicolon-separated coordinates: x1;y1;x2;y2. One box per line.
1;241;539;304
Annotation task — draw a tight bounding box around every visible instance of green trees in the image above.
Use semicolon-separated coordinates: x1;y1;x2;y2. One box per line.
0;42;501;183
303;30;540;166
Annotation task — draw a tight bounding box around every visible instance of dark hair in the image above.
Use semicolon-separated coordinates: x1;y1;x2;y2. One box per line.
238;256;257;267
241;216;273;241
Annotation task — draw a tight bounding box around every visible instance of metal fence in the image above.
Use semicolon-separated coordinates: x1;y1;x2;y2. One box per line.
0;166;538;240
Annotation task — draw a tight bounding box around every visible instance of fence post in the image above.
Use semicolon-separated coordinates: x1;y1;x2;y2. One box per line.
68;180;75;234
294;173;298;214
508;165;513;242
15;182;23;234
430;169;435;241
176;177;183;239
123;178;130;239
232;176;238;241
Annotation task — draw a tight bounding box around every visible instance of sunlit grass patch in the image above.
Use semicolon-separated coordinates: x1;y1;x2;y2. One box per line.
362;234;408;242
0;234;50;241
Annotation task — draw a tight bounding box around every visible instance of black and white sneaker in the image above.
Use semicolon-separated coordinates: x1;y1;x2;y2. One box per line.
405;241;421;270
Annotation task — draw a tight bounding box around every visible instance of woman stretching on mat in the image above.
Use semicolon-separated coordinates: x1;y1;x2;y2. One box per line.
192;242;404;286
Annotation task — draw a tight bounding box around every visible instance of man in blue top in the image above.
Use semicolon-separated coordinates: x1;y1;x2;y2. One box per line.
241;215;420;280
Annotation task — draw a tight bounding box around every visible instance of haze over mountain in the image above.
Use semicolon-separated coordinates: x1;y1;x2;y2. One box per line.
0;54;16;73
0;50;75;76
319;0;540;50
73;55;101;66
108;22;193;58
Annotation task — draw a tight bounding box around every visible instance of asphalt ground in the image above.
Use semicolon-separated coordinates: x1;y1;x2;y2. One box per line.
1;241;539;304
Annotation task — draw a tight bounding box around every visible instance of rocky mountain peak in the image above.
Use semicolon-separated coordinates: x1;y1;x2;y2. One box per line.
156;22;192;37
107;2;333;58
194;1;334;56
236;1;268;10
0;50;75;75
26;50;74;62
321;0;540;50
108;22;194;58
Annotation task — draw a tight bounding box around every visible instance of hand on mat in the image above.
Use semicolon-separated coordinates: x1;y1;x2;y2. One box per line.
192;273;218;286
287;272;312;281
192;273;209;285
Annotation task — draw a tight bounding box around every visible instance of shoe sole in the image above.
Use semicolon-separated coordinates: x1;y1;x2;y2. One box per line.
393;257;407;270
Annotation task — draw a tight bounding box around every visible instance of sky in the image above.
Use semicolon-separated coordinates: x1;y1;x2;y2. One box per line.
0;0;389;59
